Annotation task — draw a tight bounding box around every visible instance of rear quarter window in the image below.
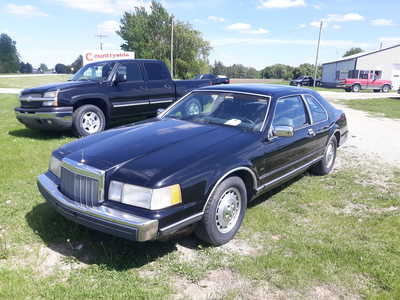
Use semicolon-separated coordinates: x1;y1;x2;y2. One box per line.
144;63;170;81
304;95;328;123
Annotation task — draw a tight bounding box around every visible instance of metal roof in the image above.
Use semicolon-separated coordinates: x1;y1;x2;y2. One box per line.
322;43;400;65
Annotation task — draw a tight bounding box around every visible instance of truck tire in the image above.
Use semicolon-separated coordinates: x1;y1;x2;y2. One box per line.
195;176;247;246
381;85;390;93
72;105;106;137
310;135;337;176
351;84;361;92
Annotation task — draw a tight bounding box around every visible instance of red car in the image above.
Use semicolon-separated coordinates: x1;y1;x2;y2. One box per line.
337;70;392;92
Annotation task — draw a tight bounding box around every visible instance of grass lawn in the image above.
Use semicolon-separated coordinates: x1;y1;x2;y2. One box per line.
0;75;71;89
1;94;400;299
339;98;400;119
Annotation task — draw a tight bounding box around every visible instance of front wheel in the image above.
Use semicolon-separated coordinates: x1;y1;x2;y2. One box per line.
72;105;106;137
310;136;337;175
352;84;361;92
382;85;390;93
195;176;247;246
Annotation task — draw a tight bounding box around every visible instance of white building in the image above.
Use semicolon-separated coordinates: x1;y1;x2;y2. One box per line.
322;44;400;89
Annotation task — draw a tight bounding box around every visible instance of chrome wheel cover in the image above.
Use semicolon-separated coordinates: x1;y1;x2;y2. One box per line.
186;101;201;116
325;142;335;169
215;187;241;234
81;111;101;134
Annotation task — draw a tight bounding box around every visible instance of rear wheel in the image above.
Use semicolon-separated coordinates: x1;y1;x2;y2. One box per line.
382;85;390;93
352;84;361;92
195;176;247;246
73;105;106;137
310;135;337;176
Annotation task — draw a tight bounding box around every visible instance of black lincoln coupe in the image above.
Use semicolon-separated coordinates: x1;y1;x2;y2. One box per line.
38;84;348;246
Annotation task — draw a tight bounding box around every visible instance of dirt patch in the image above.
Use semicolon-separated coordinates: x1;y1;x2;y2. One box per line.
306;285;360;300
218;238;263;256
336;203;400;217
8;243;87;277
170;268;252;300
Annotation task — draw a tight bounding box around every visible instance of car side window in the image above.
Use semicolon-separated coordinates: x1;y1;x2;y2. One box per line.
144;63;170;81
117;63;143;81
304;95;327;123
273;96;308;129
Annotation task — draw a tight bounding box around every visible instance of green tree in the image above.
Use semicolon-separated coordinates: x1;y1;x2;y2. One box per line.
39;63;48;73
118;1;211;79
55;63;68;74
19;62;33;73
70;55;83;73
0;33;20;73
343;47;363;57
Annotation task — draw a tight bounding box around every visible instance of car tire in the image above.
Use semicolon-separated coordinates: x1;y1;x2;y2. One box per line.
351;84;361;92
195;176;247;246
310;135;337;176
381;85;390;93
72;105;106;137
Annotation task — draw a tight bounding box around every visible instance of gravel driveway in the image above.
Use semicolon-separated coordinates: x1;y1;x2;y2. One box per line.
322;92;400;166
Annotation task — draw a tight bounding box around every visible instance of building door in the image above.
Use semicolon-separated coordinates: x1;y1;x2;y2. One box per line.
392;64;400;90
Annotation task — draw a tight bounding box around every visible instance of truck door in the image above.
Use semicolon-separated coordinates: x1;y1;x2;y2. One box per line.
143;62;175;113
109;61;149;119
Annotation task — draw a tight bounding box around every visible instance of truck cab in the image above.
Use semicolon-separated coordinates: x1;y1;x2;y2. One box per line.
15;59;212;136
338;70;392;92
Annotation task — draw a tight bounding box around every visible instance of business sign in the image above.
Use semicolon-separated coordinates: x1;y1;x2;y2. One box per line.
83;50;135;65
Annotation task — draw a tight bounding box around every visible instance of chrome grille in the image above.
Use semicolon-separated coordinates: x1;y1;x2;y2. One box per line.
60;167;100;207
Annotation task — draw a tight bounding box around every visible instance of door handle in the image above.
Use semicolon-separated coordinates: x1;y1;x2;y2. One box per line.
308;128;316;137
164;84;171;89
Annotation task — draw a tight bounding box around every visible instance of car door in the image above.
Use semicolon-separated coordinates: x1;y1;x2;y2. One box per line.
259;95;315;186
143;62;175;113
302;94;330;155
109;61;149;119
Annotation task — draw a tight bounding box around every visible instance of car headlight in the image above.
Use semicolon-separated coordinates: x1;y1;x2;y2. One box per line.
49;156;62;178
108;181;182;210
42;90;59;106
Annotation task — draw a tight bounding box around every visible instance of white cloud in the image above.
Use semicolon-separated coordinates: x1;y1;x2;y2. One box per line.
5;4;48;17
208;16;225;22
97;20;120;34
55;0;150;14
332;24;342;29
371;19;393;26
227;23;251;30
211;37;372;49
309;21;321;28
325;13;364;22
258;0;305;9
298;24;307;28
312;4;321;9
245;28;269;34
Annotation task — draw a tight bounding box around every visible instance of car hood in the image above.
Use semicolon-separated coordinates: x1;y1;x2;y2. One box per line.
58;118;253;187
21;80;98;94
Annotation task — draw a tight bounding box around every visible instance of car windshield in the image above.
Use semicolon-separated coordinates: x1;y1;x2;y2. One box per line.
163;91;270;132
72;62;115;81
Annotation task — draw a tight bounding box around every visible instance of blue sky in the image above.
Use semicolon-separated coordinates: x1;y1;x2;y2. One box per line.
1;0;399;70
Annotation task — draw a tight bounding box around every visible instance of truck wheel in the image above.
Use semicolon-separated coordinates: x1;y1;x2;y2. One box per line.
310;135;337;176
73;105;106;137
185;99;202;116
351;84;361;92
382;85;390;93
195;176;247;246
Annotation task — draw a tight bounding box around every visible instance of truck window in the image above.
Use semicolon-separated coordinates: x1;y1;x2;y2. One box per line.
116;62;143;81
144;63;170;81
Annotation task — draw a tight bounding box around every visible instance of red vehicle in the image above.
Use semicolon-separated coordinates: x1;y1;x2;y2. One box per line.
337;70;392;92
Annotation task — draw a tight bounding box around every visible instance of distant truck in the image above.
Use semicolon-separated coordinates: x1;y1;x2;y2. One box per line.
337;70;392;92
194;74;230;85
15;59;212;136
289;76;321;87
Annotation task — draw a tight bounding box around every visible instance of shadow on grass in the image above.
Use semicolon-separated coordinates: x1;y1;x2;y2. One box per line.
25;202;206;271
8;128;74;140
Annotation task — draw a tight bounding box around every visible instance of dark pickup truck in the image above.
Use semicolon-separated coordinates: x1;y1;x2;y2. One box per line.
15;59;211;136
194;74;230;85
289;76;321;87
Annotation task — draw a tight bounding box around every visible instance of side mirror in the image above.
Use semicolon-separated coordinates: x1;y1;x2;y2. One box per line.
157;108;165;115
273;125;294;137
114;73;127;84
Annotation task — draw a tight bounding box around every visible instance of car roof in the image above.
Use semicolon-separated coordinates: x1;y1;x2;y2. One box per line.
196;84;316;98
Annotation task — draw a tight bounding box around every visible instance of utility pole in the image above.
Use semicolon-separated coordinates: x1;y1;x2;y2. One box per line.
95;34;107;50
313;20;323;87
170;16;174;79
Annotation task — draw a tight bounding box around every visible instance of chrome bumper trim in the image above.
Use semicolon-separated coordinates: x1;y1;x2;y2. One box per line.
37;173;159;241
16;111;72;121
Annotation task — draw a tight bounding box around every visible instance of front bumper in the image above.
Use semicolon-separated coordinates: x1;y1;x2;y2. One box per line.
37;173;159;241
15;107;73;131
